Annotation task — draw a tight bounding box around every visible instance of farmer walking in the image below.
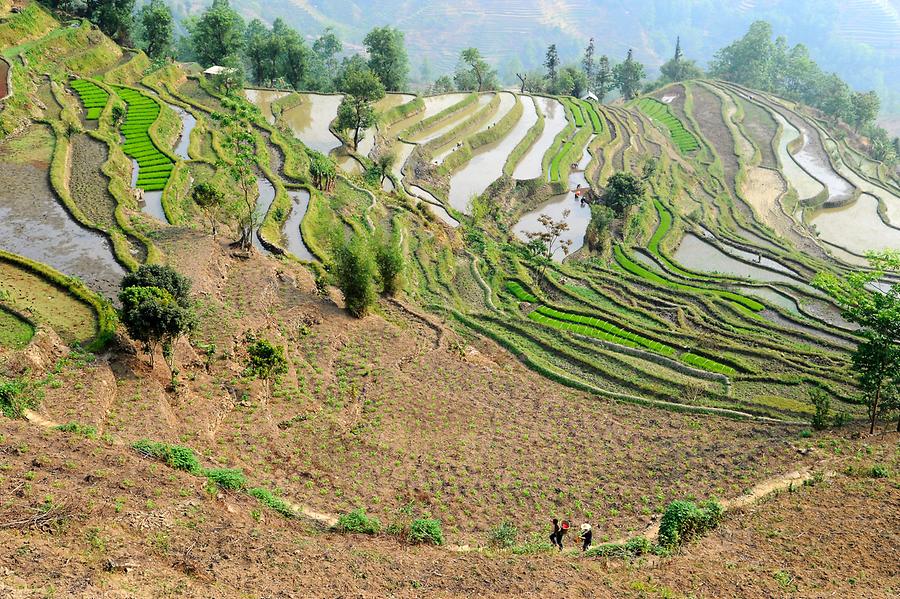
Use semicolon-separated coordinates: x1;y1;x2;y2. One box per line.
580;523;593;552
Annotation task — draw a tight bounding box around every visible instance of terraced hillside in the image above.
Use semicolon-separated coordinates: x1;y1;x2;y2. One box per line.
1;4;898;597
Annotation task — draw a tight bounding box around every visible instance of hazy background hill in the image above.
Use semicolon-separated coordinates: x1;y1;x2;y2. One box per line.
163;0;900;115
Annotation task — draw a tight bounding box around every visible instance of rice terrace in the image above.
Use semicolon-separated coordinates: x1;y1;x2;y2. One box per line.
0;1;898;597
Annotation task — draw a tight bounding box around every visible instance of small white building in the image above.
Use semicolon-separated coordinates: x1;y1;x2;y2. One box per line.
203;66;236;76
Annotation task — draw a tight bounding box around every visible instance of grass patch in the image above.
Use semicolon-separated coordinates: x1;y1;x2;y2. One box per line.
132;439;201;474
336;508;381;534
53;421;97;438
635;97;699;153
0;307;34;349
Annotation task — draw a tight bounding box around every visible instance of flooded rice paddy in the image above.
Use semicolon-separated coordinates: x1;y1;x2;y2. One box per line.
281;94;343;154
772;112;825;202
282;188;314;261
447;94;537;212
245;89;290;125
513;97;568;180
166;103;197;160
808;193;900;254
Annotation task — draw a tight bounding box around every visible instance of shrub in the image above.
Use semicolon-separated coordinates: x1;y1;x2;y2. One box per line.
332;233;377;318
373;233;404;296
809;387;831;430
408;518;444;545
336;508;381;534
657;499;723;549
248;487;296;518
0;379;29;419
869;464;889;479
488;520;518;548
132;439;201;473
510;533;554;555
204;468;246;490
54;422;97;438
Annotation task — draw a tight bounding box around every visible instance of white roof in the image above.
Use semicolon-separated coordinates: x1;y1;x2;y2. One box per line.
203;66;233;75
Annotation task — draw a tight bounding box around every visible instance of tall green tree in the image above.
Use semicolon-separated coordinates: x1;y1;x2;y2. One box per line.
613;49;644;100
279;27;311;90
604;172;645;215
310;27;342;90
544;44;559;88
814;251;900;433
335;69;385;150
455;48;497;92
86;0;135;44
373;231;404;296
363;26;408;91
137;0;173;59
244;19;271;85
118;266;196;378
850;91;880;132
709;20;776;92
659;37;703;83
594;55;612;102
210;104;258;249
191;182;225;236
188;0;245;67
582;37;595;82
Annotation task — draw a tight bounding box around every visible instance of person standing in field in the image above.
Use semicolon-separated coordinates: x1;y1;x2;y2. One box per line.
580;523;592;552
550;518;562;550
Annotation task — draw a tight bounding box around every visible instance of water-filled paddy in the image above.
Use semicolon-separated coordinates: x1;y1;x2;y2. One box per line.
166;102;197;160
448;94;537;212
771;112;825;202
131;161;167;222
281;94;343;154
808;193;900;254
245;89;290;125
513;97;568;180
513;148;592;259
0;128;124;297
385;93;466;139
252;176;277;253
412;93;494;144
282;189;314;261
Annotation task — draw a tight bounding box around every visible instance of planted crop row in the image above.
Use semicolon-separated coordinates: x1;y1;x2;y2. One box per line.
70;79;108;120
613;245;765;312
114;86;174;191
682;353;736;376
581;100;603;134
549;140;574;182
506;281;538;303
532;306;677;356
635;97;699;153
561;97;585;127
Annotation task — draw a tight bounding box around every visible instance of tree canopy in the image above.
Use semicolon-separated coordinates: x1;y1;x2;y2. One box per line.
363;26;409;91
188;0;245;67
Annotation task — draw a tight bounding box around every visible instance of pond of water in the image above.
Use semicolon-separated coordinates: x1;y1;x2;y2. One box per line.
513;97;569;180
771;112;825;202
252;176;276;254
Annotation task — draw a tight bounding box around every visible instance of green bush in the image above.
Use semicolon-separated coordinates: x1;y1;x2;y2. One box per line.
408;518;444;545
132;439;201;473
489;520;518;548
204;468;246;490
657;499;724;549
332;233;377;318
0;379;29;419
248;487;297;518
584;536;652;558
336;508;381;534
54;422;97;438
869;464;889;478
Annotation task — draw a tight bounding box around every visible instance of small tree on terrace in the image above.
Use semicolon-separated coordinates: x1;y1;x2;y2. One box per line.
372;231;404;296
525;210;572;287
211;104;258;249
245;338;288;402
336;68;385;150
604;172;645;215
308;150;336;192
544;44;560;89
373;152;396;187
191;182;225;236
332;232;377;318
814;251;900;433
458;48;493;92
118;265;196;380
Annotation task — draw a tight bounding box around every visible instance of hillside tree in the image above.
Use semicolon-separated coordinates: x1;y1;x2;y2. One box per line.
191;182;225;236
604;172;645;215
709;20;776;92
850;91;880;132
457;47;495;92
310;27;342;90
210;104;258;249
86;0;135;44
336;69;385;150
525;211;572;286
613;49;644;100
364;26;408;91
373;231;404;296
814;251;900;433
659;36;703;83
332;232;377;318
188;0;245;67
137;0;173;59
582;37;595;83
544;44;559;89
594;55;612;102
245;339;288;402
